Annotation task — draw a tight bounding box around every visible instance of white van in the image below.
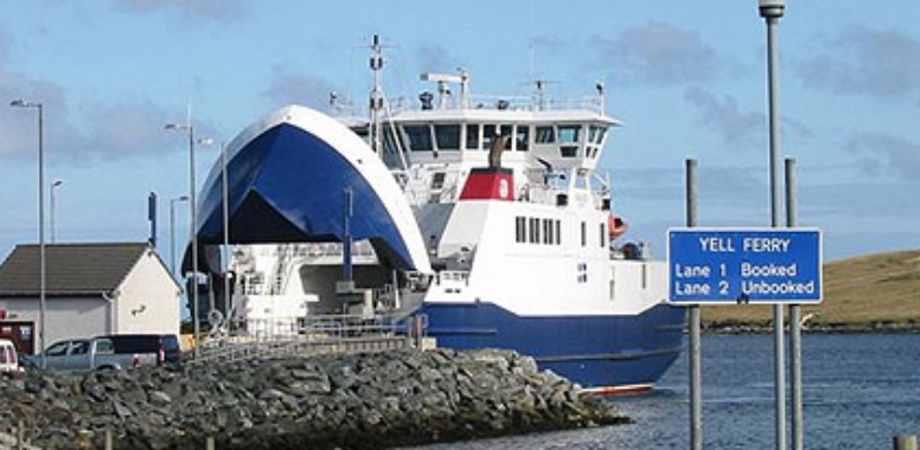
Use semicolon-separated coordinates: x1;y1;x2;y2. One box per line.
0;338;21;373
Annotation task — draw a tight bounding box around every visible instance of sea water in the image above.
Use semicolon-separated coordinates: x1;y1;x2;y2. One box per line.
406;334;919;449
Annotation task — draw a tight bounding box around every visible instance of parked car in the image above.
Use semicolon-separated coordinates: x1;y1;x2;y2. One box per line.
0;338;21;373
96;334;182;366
33;334;183;372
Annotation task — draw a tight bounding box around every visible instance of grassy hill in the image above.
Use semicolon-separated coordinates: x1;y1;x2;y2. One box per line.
701;250;920;331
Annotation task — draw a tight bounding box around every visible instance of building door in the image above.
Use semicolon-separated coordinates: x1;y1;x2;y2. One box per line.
0;321;35;355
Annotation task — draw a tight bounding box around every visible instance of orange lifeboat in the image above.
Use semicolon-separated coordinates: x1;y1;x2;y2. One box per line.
608;215;629;241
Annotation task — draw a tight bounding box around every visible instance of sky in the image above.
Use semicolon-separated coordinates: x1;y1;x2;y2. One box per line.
0;0;918;265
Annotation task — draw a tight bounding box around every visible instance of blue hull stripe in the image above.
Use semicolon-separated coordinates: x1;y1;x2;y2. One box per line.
420;302;686;388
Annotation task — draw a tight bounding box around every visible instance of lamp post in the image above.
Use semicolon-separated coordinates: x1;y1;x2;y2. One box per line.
169;195;189;276
165;122;200;359
10;99;46;366
50;179;63;244
759;1;787;450
197;138;231;317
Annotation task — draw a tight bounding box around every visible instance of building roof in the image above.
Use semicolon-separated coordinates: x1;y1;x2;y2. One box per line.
0;243;153;298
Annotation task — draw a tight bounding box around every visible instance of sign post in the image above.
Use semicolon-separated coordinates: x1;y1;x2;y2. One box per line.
668;228;822;305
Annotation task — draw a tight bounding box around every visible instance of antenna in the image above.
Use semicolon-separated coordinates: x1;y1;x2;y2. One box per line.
369;34;385;154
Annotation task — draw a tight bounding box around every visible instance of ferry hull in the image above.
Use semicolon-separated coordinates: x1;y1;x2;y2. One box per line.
420;302;686;390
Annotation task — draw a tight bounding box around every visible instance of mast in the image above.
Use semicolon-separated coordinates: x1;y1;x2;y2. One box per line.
369;34;384;154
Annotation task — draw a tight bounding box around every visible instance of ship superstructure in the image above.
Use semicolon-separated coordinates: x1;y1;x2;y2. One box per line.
191;39;684;392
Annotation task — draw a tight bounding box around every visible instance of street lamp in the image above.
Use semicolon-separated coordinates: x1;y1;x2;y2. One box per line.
197;138;231;318
759;1;787;450
169;195;189;276
50;179;63;243
10;98;46;367
165;122;201;359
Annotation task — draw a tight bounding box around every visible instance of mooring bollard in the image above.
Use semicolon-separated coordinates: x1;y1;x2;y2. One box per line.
894;434;918;450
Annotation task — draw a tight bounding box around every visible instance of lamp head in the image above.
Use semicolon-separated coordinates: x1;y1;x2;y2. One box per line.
10;99;39;108
165;123;190;131
759;0;785;18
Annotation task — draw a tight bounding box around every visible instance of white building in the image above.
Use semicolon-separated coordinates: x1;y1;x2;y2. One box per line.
0;242;182;353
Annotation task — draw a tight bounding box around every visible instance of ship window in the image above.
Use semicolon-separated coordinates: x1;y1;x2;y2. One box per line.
559;125;581;144
435;124;461;150
529;217;540;244
431;172;446;190
600;222;606;248
588;125;600;144
535;126;555;144
403;125;433;151
466;124;480;150
555;219;562;245
581;221;587;247
482;125;496;150
596;126;608;144
560;146;578;158
515;125;529;151
515;217;526;243
543;219;551;244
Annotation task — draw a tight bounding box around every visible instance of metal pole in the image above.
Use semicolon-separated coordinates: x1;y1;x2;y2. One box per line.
38;104;46;367
10;100;46;363
342;188;353;282
188;126;200;359
222;142;231;316
686;158;702;450
169;196;188;277
786;158;803;450
760;2;787;449
170;198;178;276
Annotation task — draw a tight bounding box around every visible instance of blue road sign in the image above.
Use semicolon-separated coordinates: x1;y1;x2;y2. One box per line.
668;228;822;305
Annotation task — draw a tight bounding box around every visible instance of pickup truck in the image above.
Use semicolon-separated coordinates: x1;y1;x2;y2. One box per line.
34;337;160;371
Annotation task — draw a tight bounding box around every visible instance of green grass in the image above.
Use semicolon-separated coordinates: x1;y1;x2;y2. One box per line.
701;250;920;329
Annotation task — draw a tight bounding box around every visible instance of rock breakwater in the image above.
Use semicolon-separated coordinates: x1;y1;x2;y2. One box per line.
0;348;628;449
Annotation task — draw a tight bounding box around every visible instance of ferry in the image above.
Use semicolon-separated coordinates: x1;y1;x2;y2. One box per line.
190;38;685;394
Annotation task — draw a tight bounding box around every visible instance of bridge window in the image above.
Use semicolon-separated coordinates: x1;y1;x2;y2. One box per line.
466;124;480;150
560;146;578;158
558;125;581;144
556;219;562;245
581;221;586;247
535;126;555;144
403;125;433;151
596;126;608;144
483;124;496;150
435;124;461;150
515;125;529;151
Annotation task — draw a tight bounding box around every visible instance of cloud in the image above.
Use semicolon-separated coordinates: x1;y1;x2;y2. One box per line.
261;70;339;112
415;43;460;74
590;22;727;87
0;72;73;161
0;28;10;63
0;66;201;164
683;86;813;154
108;0;246;22
844;133;920;179
684;86;764;151
83;102;177;162
794;24;920;101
